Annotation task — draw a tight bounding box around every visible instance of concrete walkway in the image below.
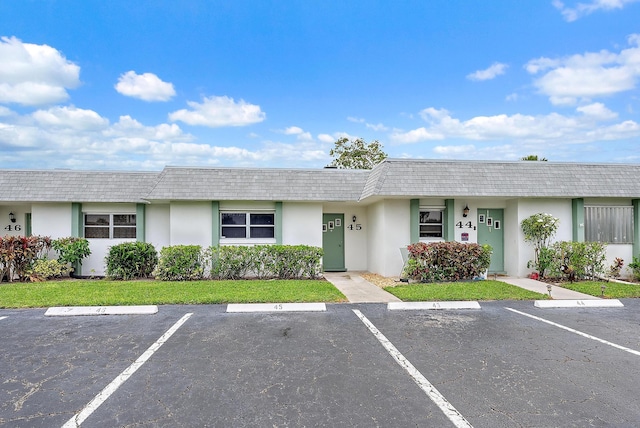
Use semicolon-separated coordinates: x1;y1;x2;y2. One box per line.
324;271;599;303
323;272;401;303
499;276;600;300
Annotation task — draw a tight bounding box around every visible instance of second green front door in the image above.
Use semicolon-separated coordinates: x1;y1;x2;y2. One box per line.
322;213;345;272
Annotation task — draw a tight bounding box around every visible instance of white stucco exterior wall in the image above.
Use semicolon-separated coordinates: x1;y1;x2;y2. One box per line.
146;204;170;251
31;203;72;238
367;199;411;277
514;199;573;277
170;201;212;247
282;203;322;247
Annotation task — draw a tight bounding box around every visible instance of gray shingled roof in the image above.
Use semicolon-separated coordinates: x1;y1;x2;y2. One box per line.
145;167;369;201
1;159;639;203
361;159;640;199
0;170;159;203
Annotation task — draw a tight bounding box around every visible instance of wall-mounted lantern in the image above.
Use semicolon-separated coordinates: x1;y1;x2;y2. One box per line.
9;212;16;223
352;215;357;223
462;205;469;218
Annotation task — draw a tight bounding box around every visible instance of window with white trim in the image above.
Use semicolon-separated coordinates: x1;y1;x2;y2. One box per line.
84;214;136;239
221;212;275;239
585;206;634;244
419;209;443;238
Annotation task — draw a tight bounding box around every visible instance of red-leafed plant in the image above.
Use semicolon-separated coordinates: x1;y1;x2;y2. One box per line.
403;241;491;283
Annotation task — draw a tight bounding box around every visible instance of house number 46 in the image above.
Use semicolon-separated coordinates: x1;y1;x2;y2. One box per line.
4;224;21;231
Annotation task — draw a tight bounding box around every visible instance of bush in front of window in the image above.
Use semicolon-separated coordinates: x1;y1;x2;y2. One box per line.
208;245;324;280
154;245;205;281
403;242;491;283
545;241;607;281
105;242;158;280
628;257;640;281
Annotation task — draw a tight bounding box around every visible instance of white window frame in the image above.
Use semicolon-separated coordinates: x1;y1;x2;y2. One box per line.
419;207;444;240
220;211;276;244
84;213;136;239
585;206;634;244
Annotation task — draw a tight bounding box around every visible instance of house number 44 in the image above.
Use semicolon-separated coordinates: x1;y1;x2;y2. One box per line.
455;221;473;229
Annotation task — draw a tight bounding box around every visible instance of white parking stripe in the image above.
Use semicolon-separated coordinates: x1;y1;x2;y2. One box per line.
506;308;640;357
61;313;193;428
0;316;7;321
352;309;473;428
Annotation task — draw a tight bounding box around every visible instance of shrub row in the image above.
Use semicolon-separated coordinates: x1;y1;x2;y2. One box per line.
403;242;491;283
104;243;323;281
541;241;607;281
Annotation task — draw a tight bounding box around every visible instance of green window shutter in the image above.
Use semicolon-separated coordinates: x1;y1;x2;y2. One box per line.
572;198;584;242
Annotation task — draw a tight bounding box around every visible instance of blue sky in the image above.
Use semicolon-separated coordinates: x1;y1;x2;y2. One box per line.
1;0;639;170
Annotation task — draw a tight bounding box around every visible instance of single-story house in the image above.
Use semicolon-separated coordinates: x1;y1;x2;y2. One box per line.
1;159;639;278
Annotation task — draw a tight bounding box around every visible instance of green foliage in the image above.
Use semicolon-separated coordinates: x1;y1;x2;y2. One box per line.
154;245;204;281
546;241;607;281
105;242;158;280
0;235;52;282
521;213;559;275
608;257;624;278
328;137;387;169
208;245;324;280
52;237;91;267
521;155;548;161
403;242;491;282
628;257;640;281
27;258;72;282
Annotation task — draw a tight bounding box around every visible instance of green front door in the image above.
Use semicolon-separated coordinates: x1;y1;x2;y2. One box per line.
477;209;504;273
322;213;345;272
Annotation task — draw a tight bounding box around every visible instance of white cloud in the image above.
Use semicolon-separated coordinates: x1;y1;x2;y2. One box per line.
0;36;81;106
525;35;640;105
391;104;639;145
283;126;304;135
466;62;508;81
32;106;109;130
347;116;389;132
169;95;265;127
317;134;335;143
115;71;176;102
553;0;640;22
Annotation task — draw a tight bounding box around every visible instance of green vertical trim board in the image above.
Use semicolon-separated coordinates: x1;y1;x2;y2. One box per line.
71;203;82;238
633;199;640;258
25;213;32;237
409;199;419;243
275;201;283;244
136;204;146;242
444;199;455;241
211;201;220;247
572;198;584;242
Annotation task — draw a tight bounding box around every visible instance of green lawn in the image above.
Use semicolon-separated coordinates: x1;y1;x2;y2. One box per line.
0;279;347;308
560;280;640;298
384;280;548;301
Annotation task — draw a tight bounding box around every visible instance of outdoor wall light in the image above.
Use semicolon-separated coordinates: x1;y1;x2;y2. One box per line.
462;205;469;217
352;215;357;223
9;212;16;223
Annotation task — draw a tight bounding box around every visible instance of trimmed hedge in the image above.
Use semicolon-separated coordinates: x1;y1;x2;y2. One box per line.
105;242;158;280
154;245;205;281
209;245;324;280
403;242;491;282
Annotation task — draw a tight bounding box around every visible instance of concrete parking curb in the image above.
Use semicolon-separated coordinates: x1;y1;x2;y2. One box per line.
534;299;624;308
45;306;159;316
388;301;481;310
226;303;327;313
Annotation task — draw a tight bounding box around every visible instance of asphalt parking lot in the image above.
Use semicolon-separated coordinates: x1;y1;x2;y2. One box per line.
1;300;640;427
